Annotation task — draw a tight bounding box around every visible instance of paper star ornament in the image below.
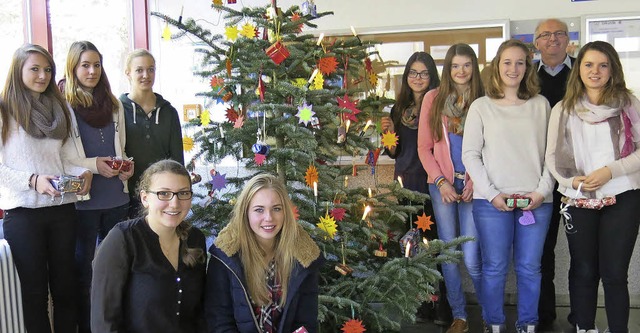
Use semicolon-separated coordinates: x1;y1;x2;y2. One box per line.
310;72;324;90
368;72;378;87
225;25;239;41
304;165;318;188
415;213;434;232
183;136;194;152
341;319;366;333
337;94;361;122
318;56;338;76
210;173;228;191
330;207;347;221
225;107;238;123
234;115;245;128
317;213;338;239
254;153;266;166
292;78;307;88
296;103;315;126
200;110;211;126
240;23;257;38
381;131;399;149
210;76;224;89
293;206;300;220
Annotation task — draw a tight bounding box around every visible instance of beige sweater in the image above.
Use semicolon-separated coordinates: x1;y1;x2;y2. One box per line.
462;95;554;202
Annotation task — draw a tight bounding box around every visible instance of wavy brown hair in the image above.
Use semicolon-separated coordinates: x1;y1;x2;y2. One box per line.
137;159;205;267
62;41;119;110
1;44;71;143
485;39;539;100
229;173;298;306
562;41;631;112
429;44;484;141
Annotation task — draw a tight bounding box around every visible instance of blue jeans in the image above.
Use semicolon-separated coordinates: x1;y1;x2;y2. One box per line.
429;183;482;320
473;199;552;326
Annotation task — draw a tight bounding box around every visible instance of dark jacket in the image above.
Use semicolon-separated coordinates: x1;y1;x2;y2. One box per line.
206;223;323;333
91;218;206;333
119;93;184;196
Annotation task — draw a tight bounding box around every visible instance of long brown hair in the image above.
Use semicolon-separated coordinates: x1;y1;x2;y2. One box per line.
0;44;71;143
485;39;539;100
137;159;205;267
391;52;440;130
62;41;119;110
429;44;484;142
229;173;298;306
563;41;631;111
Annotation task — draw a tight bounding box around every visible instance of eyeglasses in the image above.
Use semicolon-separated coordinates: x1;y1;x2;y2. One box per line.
536;31;568;40
147;190;193;201
408;70;430;80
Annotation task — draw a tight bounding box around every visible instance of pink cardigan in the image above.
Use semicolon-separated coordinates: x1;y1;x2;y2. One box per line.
417;89;473;189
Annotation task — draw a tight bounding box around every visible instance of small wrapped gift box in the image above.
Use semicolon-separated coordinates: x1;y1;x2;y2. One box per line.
50;175;84;193
265;41;290;65
106;156;133;172
334;263;353;276
506;196;530;208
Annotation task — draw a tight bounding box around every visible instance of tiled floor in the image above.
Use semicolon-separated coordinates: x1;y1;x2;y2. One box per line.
401;305;640;332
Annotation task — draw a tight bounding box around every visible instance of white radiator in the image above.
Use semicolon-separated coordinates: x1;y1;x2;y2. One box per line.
0;239;25;333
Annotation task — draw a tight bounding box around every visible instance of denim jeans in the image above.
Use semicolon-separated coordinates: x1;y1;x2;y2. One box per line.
75;203;130;333
566;189;640;333
473;199;552;326
429;183;482;320
3;204;77;333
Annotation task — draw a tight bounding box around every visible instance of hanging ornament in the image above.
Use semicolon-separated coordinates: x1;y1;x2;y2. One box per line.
337;123;346;144
291;13;304;33
374;242;387;257
317;213;338;239
225;107;238;123
200;110;211;126
296;103;315;126
414;213;434;232
292;78;307;88
381;131;399;149
257;75;266;102
330;207;346;221
212;0;223;6
252;114;270;155
234;115;245;128
265;40;290;65
310;116;321;130
335;242;353;276
210;173;228;191
226;59;232;77
385;71;391;92
252;141;270;155
210;76;224;89
341;319;365;333
301;0;317;17
352;158;357;176
254;153;267;166
240;23;257;38
365;148;381;174
310;72;324;90
318;56;339;76
368;72;378;87
364;58;373;72
190;172;202;184
162;22;171;41
304;165;319;188
224;25;240;41
293;206;300;220
337;94;361;122
222;91;233;102
182;136;194;152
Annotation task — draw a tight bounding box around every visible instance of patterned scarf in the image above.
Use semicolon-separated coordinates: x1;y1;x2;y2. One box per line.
400;102;420;129
442;89;470;135
72;81;114;128
255;260;282;333
24;94;69;140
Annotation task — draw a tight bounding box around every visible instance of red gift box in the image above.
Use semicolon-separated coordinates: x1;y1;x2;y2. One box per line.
106;156;133;172
265;41;290;65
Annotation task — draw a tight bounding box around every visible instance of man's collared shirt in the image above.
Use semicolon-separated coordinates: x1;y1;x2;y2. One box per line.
538;54;573;76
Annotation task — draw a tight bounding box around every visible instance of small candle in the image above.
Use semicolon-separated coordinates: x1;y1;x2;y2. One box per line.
345;119;351;132
359;119;372;137
423;237;429;248
220;126;225;138
316;33;324;46
361;205;371;220
343;175;349;187
404;242;411;258
397;176;403;188
313;181;318;202
308;68;319;84
368;188;372;198
350;26;358;37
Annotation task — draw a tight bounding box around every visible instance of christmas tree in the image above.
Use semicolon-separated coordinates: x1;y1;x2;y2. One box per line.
153;1;466;331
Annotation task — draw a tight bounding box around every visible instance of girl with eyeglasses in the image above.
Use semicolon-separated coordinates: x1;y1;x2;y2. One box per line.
91;159;206;332
545;41;640;333
417;43;484;333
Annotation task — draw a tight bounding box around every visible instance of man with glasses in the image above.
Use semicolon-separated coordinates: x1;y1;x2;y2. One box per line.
533;18;575;332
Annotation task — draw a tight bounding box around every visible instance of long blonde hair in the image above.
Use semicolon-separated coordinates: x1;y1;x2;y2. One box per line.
230;173;298;306
0;44;71;143
485;39;539;100
62;41;119;110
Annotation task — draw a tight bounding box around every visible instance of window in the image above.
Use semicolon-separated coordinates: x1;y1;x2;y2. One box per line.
0;0;25;91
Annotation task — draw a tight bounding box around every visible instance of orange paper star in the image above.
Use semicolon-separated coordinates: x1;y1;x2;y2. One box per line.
341;319;366;333
414;213;434;232
304;165;318;188
318;56;339;76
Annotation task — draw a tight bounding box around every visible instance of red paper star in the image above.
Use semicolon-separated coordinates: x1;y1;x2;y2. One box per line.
341;319;366;333
414;213;434;232
254;153;266;166
225;107;238;123
292;205;300;220
330;207;346;221
364;58;373;72
337;94;361;122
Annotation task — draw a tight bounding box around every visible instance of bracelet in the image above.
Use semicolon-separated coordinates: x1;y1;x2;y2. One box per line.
28;173;35;188
34;175;39;191
435;176;446;188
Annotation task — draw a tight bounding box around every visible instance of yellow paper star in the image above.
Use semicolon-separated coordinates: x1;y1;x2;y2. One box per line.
317;213;338;239
381;131;399;149
368;72;378;87
310;72;324;90
225;25;239;41
414;213;434;232
240;23;257;38
183;136;194;152
292;78;307;88
304;164;318;188
200;110;211;126
212;0;223;6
